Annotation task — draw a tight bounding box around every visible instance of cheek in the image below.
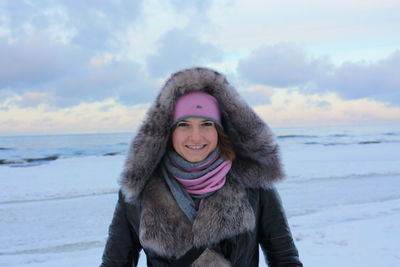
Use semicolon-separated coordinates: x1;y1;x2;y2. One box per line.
172;130;185;151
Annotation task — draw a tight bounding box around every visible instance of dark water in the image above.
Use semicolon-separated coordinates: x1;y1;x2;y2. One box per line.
1;125;400;167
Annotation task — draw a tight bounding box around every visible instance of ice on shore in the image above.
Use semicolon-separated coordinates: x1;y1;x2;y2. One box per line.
1;138;400;266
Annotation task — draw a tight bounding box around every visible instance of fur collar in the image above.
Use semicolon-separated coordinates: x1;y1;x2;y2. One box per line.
139;172;255;259
120;67;284;202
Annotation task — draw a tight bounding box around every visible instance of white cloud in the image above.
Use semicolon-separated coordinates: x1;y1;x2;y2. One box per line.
146;28;224;77
0;36;157;107
113;0;219;68
205;0;400;63
237;43;400;104
1;0;400;134
253;89;400;127
243;85;274;97
238;43;332;87
89;53;116;68
0;36;88;88
0;98;148;135
2;81;400;135
0;0;143;48
318;50;400;103
168;0;213;12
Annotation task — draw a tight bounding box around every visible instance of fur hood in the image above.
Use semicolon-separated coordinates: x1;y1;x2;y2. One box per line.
112;67;289;263
120;67;284;203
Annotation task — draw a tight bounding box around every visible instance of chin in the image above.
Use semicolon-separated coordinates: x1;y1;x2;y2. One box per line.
186;157;206;163
182;153;208;163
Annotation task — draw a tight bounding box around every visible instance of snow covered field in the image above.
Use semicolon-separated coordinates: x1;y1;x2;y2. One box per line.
1;128;400;266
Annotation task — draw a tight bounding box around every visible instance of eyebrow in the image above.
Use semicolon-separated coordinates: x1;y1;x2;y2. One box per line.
180;119;212;122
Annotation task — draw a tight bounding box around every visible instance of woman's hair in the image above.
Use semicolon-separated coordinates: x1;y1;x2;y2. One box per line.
216;125;236;161
168;123;236;161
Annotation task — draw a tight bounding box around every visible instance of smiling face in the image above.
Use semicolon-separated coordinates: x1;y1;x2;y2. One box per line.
172;117;218;163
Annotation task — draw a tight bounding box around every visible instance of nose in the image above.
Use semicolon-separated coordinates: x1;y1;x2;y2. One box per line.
188;126;202;142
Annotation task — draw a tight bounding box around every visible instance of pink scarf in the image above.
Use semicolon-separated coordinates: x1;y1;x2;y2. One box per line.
174;160;232;195
163;148;231;196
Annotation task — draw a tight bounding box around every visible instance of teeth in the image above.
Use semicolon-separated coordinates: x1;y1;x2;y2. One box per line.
187;145;205;150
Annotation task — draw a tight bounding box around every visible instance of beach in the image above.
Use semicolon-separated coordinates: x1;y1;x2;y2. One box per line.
1;125;400;266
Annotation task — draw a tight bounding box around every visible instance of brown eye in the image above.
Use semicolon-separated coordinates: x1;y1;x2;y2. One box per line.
177;122;189;127
202;121;214;127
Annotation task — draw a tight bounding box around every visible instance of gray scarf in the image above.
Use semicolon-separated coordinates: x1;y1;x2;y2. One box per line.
162;148;230;222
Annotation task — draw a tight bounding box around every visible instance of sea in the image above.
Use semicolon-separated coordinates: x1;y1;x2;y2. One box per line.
1;124;400;168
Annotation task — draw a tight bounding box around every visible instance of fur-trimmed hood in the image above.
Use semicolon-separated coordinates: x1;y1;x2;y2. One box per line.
104;67;294;264
120;67;284;203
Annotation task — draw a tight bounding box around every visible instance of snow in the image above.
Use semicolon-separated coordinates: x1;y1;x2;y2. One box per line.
1;141;400;266
292;200;400;266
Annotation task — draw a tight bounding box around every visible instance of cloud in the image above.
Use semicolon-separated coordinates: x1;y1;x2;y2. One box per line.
253;89;400;128
318;50;400;103
0;98;149;135
1;58;157;107
239;84;274;105
62;0;143;49
0;37;88;89
237;43;400;105
238;43;332;87
0;1;154;108
3;88;398;136
0;0;143;48
168;0;213;12
2;1;221;108
146;28;224;77
0;36;157;107
53;60;157;106
1;0;399;135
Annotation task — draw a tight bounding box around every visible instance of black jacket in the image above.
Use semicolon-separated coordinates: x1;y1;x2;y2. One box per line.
101;183;301;266
100;68;302;266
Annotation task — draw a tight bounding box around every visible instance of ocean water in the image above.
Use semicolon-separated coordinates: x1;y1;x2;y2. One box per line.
0;133;131;167
1;124;400;168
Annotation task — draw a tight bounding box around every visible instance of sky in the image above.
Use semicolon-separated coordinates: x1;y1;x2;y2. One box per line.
0;0;400;135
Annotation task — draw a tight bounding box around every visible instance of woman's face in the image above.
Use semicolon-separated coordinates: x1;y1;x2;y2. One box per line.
172;117;218;163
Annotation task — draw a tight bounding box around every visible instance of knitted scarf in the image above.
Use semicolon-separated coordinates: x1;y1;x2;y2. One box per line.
162;148;232;222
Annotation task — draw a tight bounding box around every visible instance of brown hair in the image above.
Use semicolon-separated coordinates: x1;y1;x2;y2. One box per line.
216;125;236;161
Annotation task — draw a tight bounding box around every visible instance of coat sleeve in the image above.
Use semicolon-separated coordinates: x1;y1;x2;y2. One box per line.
100;191;142;267
258;187;303;267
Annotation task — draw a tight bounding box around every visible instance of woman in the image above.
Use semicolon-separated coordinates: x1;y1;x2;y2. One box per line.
101;67;302;266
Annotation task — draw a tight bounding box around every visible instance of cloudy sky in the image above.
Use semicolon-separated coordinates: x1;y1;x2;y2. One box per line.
1;0;400;135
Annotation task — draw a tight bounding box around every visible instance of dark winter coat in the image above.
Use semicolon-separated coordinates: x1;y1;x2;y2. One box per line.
100;67;302;267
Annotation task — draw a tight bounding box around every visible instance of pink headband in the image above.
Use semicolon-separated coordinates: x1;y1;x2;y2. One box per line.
172;91;221;127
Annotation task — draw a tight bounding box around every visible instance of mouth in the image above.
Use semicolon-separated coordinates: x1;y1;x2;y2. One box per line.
185;144;207;150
